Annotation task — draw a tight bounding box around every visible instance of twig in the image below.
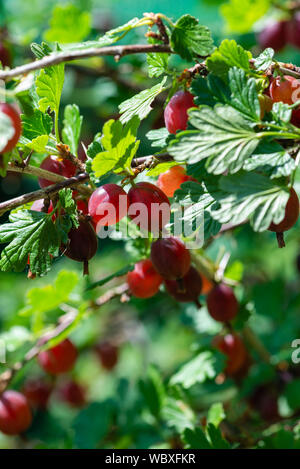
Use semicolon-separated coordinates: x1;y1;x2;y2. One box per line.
0;283;129;393
0;44;172;81
242;325;272;364
0;173;90;216
0;310;76;393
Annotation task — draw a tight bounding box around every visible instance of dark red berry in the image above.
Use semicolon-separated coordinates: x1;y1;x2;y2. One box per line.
38;339;78;375
95;342;119;371
207;284;238;322
59;380;86;408
269;188;299;232
164;266;202;303
287;13;300;49
0;43;11;68
0;391;32;435
0;103;22;153
213;334;247;376
150;237;191;280
128;182;170;234
258;21;288;51
88;184;128;229
22;379;53;410
63;220;98;275
127;259;163;298
249;385;279;421
164;91;195;134
38;155;77;188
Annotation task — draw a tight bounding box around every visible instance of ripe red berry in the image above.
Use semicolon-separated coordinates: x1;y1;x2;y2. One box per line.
127;259;163;298
269;75;300;105
88;184;128;229
164;266;202;303
269;188;299;233
63;220;98;275
38;339;78;375
287;13;300;49
95;342;119;371
213;334;247;376
76;198;89;215
22;379;53;410
59;380;86;408
38;155;77;188
0;103;22;153
258;21;288;51
164;91;195;134
157;165;194;198
128;182;170;234
249;385;279;421
207;284;238;322
0;390;32;435
0;43;11;67
150;237;191;280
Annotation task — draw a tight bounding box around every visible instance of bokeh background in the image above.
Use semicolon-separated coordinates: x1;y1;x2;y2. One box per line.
0;0;299;449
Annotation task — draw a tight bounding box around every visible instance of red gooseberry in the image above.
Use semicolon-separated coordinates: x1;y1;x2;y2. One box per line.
127;259;163;299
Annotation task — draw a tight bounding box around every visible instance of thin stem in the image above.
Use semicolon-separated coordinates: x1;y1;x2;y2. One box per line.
54;111;60;143
0;44;172;81
7;162;91;195
0;173;90;216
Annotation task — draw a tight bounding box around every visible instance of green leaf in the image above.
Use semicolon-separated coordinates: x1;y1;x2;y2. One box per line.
206;40;251;81
21;109;53;140
0;210;71;276
211;172;291;232
271;102;292;124
168;105;260;174
86;265;134;290
119;77;167;124
183;427;212;449
283;379;300;411
140;365;166;418
207;403;226;428
62;104;83;156
87;133;102;159
191;74;230;107
147;161;182;177
228;67;260;121
0;110;15;153
31;42;53;59
22;135;49;153
162;398;195;433
20;270;79;317
254;48;275;71
220;0;271;34
171;15;214;60
147;52;170;78
146;127;171;148
44;4;91;44
243;141;296;179
91;117;140;178
74;400;114;449
36;63;65;115
206;424;231;449
170;351;220;389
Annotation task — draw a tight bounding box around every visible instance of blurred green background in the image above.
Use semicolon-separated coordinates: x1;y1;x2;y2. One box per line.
0;0;299;450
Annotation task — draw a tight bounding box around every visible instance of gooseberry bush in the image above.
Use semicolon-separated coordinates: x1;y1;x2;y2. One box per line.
0;5;299;450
